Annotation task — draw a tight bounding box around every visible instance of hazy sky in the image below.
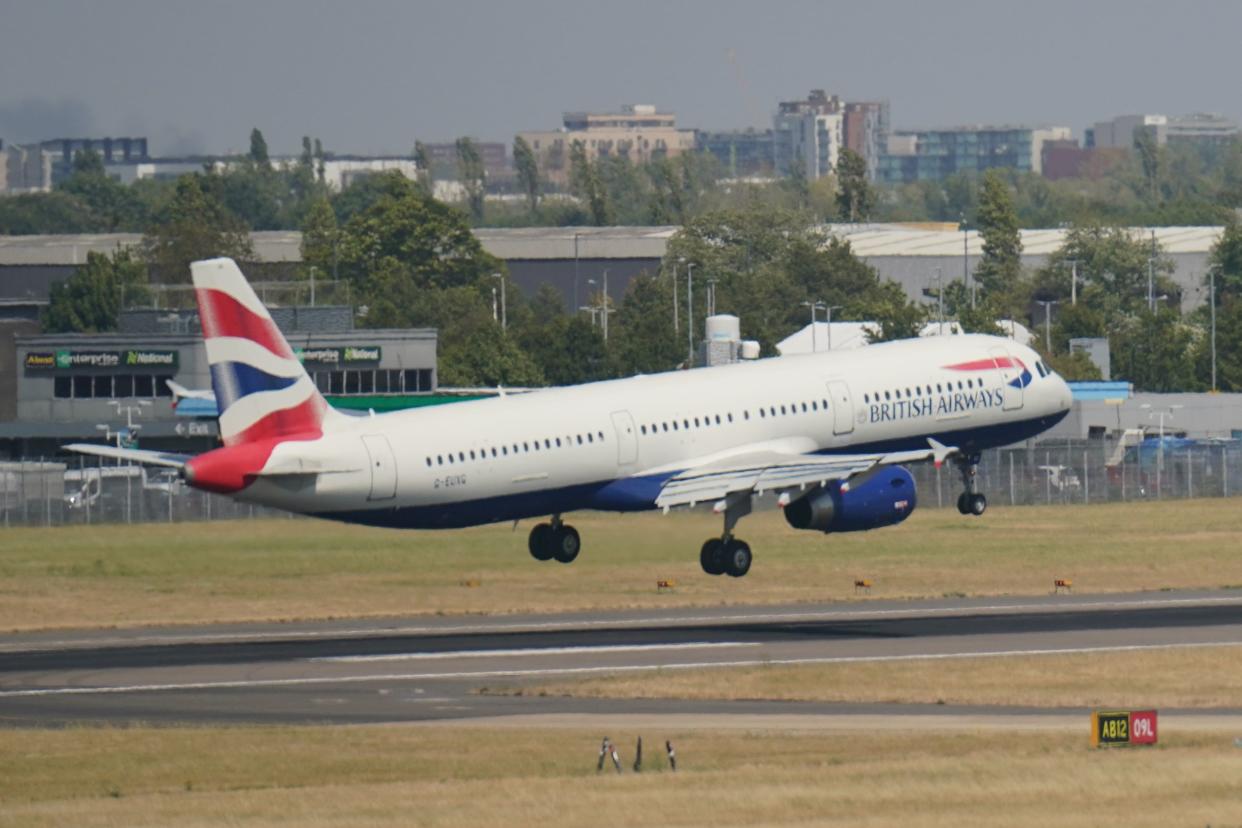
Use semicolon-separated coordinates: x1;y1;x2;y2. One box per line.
3;0;1241;157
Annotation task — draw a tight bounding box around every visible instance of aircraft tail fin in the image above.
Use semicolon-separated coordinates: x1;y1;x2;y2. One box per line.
191;258;345;447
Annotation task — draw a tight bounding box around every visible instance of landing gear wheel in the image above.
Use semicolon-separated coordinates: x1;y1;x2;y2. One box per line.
700;539;725;576
968;493;987;516
723;539;752;578
956;492;971;515
552;525;580;564
528;523;555;561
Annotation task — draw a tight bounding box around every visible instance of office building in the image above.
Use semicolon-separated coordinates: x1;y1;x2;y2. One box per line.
878;125;1071;183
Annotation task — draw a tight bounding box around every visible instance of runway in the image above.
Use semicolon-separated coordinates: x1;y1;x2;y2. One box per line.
2;589;1241;726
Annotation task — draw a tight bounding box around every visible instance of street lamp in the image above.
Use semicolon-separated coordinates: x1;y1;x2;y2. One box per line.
573;232;581;311
1066;258;1079;306
673;256;685;335
1209;265;1219;392
1035;299;1059;352
600;269;610;342
491;272;506;330
1141;403;1182;498
1147;229;1158;313
686;262;696;364
801;300;826;353
959;215;974;310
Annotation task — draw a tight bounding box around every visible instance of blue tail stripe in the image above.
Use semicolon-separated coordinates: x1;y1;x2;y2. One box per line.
210;361;298;409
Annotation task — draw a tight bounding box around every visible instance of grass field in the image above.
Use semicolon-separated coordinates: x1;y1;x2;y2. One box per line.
3;724;1242;827
3;498;1242;630
495;644;1242;709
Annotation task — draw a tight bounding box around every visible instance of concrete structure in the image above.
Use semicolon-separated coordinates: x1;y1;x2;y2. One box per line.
2;145;53;193
102;156;420;192
773;90;843;180
39;137;149;183
1086;113;1239;150
518;105;696;185
879;125;1072;183
696;129;775;177
422;141;509;183
1047;389;1242;441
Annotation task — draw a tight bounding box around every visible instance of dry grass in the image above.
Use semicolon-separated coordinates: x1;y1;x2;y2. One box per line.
3;498;1242;631
2;724;1241;827
498;644;1242;709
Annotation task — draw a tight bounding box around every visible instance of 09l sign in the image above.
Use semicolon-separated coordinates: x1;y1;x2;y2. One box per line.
1092;710;1157;748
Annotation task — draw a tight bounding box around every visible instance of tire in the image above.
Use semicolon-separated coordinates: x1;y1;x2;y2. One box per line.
553;525;581;564
956;492;971;515
528;523;554;561
700;539;725;575
724;539;752;578
969;493;988;516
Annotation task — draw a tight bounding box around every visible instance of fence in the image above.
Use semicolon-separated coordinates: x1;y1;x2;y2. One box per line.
2;440;1241;528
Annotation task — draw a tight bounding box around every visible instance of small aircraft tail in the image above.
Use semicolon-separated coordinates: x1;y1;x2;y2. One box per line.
191;258;345;447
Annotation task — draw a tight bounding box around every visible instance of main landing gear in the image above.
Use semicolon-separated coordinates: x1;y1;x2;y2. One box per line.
699;492;753;578
528;515;580;564
954;452;988;516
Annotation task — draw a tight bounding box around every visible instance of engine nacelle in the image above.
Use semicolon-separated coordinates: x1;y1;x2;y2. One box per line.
783;466;917;533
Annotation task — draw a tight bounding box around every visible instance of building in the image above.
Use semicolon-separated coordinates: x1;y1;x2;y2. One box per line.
3;311;438;458
1086;113;1239;150
695;129;775;177
1;144;53;193
842;101;890;180
773;90;843;180
422;142;509;183
38;137;150;184
517;104;697;185
878;125;1072;183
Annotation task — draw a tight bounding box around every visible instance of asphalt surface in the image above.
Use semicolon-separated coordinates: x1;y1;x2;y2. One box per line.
2;589;1241;726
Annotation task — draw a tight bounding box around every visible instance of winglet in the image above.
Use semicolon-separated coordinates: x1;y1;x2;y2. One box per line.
928;437;956;468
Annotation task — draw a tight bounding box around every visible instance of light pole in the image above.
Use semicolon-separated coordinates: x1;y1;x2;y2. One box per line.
707;277;718;317
671;258;681;335
1209;265;1218;392
1035;299;1059;352
491;272;506;330
1147;230;1157;313
934;267;945;334
824;304;842;350
801;300;825;352
686;262;695;364
959;216;974;310
1066;258;1079;306
1141;403;1182;498
601;269;610;342
573;232;581;312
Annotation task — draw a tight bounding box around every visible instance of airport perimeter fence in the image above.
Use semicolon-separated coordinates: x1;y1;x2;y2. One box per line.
3;441;1242;528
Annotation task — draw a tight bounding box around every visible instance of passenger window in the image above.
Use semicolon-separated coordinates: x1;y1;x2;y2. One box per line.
577;435;583;444
813;401;819;410
884;391;891;401
683;419;690;429
641;425;647;435
437;455;443;465
769;407;777;417
470;450;476;460
727;413;733;422
743;411;749;420
759;409;766;418
555;438;562;447
598;431;604;441
694;417;700;427
425;457;431;467
502;446;508;455
715;414;721;425
587;433;593;443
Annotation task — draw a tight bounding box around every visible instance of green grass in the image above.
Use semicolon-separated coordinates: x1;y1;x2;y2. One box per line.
3;498;1242;630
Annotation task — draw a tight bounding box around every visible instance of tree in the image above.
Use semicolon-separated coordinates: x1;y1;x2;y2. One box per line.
513;135;540;214
455;137;486;222
1209;218;1242;300
1111;308;1199;391
141;175;254;282
973;170;1023;294
835;148;875;222
55;149;145;231
412;141;431;192
249;127;270;168
609;273;682;374
0;191;100;234
300;196;339;279
1133;125;1161;202
42;249;149;333
568;140;612;226
439;327;545;387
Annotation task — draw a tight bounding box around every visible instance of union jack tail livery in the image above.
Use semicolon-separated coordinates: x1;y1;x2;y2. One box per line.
191;258;344;446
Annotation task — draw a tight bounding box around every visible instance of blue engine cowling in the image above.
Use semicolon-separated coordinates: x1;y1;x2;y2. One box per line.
783;466;917;533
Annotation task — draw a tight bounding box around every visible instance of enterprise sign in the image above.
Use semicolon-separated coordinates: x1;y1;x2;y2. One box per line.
295;346;382;364
24;350;179;371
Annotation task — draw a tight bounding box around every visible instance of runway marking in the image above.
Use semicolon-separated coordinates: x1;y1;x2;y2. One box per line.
311;642;759;663
3;640;1241;699
4;594;1241;653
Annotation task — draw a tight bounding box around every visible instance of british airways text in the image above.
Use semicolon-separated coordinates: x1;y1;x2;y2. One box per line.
869;388;1006;423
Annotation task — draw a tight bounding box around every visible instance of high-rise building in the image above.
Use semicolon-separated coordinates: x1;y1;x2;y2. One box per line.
517;105;696;185
1;144;53;193
1086;113;1238;150
842;101;890;180
878;125;1071;183
38;137;149;184
773;90;843;180
695;129;775;177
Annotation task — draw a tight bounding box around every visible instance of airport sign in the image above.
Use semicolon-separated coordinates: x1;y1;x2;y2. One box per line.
25;350;179;371
296;346;383;364
1092;710;1158;747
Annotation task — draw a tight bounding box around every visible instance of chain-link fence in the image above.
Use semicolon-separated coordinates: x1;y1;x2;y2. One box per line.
3;440;1241;528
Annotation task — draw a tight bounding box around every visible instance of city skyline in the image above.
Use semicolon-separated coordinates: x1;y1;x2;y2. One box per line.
2;0;1241;156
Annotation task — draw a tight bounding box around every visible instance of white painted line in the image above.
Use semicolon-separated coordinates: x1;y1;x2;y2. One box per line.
3;640;1241;699
4;594;1241;652
311;642;759;663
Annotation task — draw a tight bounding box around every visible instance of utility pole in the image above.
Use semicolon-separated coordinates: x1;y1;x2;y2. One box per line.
601;269;609;342
492;272;506;330
1210;265;1218;392
573;232;581;312
1067;258;1079;306
686;262;695;364
673;257;684;336
1035;299;1058;352
1147;229;1157;313
959;216;974;310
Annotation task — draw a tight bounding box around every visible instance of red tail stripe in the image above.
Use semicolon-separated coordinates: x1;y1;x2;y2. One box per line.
195;288;294;360
944;357;1018;371
223;395;325;448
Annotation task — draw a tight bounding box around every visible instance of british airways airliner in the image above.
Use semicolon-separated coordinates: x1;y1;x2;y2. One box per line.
68;258;1072;578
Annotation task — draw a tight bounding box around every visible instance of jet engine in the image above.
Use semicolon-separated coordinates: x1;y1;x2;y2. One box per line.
783;466;916;533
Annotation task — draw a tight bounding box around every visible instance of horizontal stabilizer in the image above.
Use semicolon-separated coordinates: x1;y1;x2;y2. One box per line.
64;443;191;469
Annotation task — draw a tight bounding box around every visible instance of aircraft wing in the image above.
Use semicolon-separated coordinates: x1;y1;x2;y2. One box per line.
654;438;956;510
63;443;191;469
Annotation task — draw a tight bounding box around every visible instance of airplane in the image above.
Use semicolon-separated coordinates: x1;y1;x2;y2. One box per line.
67;258;1073;578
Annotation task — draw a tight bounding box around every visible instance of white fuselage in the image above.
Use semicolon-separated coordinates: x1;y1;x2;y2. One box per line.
238;335;1072;528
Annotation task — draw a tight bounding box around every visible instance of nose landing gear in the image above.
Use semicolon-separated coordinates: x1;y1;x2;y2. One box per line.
954;453;987;516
